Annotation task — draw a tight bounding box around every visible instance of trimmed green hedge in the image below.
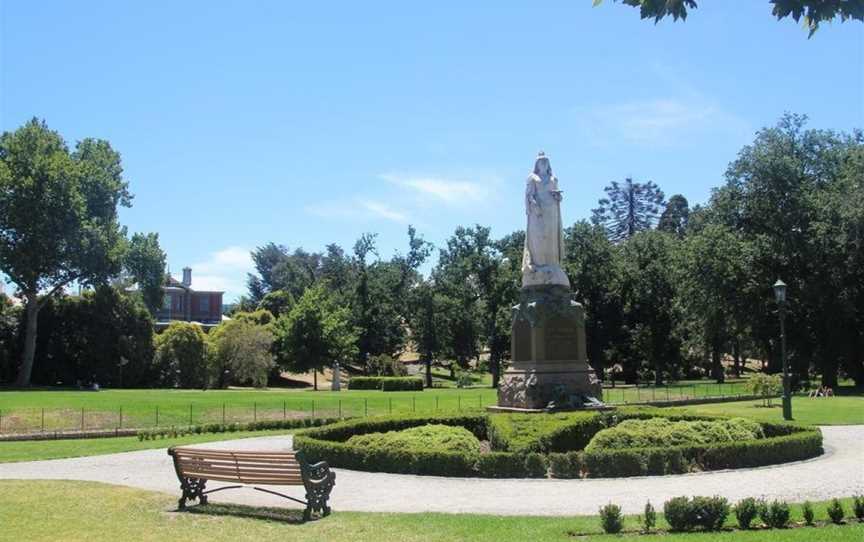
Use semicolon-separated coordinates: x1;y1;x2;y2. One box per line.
346;424;481;454
292;409;823;478
348;376;424;391
137;417;339;441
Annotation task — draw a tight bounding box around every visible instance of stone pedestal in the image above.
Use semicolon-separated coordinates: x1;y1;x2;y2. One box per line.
497;285;602;410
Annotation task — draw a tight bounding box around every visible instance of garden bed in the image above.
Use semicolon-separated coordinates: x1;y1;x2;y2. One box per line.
293;407;823;478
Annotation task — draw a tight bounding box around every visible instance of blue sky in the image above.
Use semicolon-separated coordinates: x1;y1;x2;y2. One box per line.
2;1;862;302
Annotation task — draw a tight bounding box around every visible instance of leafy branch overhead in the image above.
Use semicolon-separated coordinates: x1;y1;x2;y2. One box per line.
595;0;864;36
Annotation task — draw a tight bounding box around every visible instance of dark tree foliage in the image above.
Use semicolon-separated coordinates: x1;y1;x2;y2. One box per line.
658;195;690;237
597;0;864;36
592;178;666;243
27;287;155;387
563;221;624;379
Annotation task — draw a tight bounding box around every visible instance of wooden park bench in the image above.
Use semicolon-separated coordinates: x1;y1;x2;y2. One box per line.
167;446;335;520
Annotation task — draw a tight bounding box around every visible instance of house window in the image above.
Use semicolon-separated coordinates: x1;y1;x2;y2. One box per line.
163;295;171;310
199;295;210;313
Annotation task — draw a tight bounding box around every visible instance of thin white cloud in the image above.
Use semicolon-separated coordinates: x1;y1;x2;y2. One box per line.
576;98;749;147
305;198;408;223
187;246;254;302
358;199;409;223
380;173;488;204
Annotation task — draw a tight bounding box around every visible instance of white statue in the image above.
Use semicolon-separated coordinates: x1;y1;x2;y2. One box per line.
522;152;570;288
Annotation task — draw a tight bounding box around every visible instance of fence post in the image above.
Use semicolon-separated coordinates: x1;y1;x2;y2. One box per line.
189;404;193;426
389;398;392;415
156;406;159;427
412;396;416;413
283;401;287;420
364;398;368;417
436;396;439;411
652;387;656;402
42;408;45;433
119;407;123;430
222;403;226;425
636;386;641;402
338;399;342;418
0;409;3;433
254;402;257;423
311;400;315;418
81;408;85;431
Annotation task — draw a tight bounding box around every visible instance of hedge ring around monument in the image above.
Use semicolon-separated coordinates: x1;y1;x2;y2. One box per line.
292;408;823;479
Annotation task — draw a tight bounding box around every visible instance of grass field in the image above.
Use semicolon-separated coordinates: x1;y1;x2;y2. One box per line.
0;387;497;434
0;429;294;463
679;395;864;425
0;480;861;542
0;380;761;434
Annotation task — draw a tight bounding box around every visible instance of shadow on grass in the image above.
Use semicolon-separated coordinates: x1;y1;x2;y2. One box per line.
183;502;311;524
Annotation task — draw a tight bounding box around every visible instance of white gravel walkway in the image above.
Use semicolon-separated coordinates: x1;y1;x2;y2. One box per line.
1;426;862;515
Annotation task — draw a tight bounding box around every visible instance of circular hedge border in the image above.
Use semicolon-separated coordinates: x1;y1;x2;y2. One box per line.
292;408;823;479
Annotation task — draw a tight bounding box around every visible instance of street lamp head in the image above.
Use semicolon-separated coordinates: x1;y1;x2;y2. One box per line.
773;278;787;304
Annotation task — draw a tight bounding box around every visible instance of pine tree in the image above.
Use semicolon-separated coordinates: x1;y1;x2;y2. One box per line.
591;178;665;242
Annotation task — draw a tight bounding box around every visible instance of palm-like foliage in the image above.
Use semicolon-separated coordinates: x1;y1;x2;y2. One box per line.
592;178;666;243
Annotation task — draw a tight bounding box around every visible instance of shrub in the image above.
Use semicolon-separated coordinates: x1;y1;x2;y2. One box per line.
642;501;656;533
735;497;759;529
853;495;864;521
664;496;692;532
455;370;474;388
347;376;383;390
524;452;548;478
827;498;845;524
486;411;603;453
760;500;790;528
367;354;407;377
137;417;337;441
347;376;423;391
599;503;623;534
586;417;762;451
583;448;645;478
802;501;814;526
380;377;423;391
690;496;729;531
748;373;782;407
548;452;583;479
345;424;481;454
477;452;527;478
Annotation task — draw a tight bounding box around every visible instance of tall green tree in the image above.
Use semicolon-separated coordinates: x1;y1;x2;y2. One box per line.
592;178;666;243
563;221;624;378
125;232;167;313
0;119;132;386
209;319;274;388
273;285;357;390
658;195;690;237
154;321;209;388
617;230;682;384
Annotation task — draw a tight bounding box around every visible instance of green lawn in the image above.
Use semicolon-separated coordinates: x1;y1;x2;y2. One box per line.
0;387;497;433
678;395;864;425
0;480;861;542
0;429;294;463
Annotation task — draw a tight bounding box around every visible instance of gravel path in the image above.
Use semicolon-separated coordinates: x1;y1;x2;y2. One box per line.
1;426;862;515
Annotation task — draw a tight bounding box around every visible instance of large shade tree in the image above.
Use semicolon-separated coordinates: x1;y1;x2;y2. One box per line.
0;119;135;386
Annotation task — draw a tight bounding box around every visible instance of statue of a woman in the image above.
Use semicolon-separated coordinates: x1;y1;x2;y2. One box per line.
522;152;570;288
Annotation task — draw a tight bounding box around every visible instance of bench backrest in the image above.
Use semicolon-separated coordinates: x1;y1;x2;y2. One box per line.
170;447;304;485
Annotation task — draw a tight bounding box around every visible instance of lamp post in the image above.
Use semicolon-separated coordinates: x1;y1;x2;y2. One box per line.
773;279;792;420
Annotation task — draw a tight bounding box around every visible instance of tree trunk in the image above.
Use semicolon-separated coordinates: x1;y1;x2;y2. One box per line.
16;293;40;387
425;357;432;388
313;370;318;391
732;338;741;378
490;353;500;389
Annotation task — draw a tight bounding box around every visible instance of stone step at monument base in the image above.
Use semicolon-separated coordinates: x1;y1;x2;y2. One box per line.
486;400;612;414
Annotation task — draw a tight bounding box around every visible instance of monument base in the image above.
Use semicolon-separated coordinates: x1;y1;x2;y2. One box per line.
497;283;603;410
